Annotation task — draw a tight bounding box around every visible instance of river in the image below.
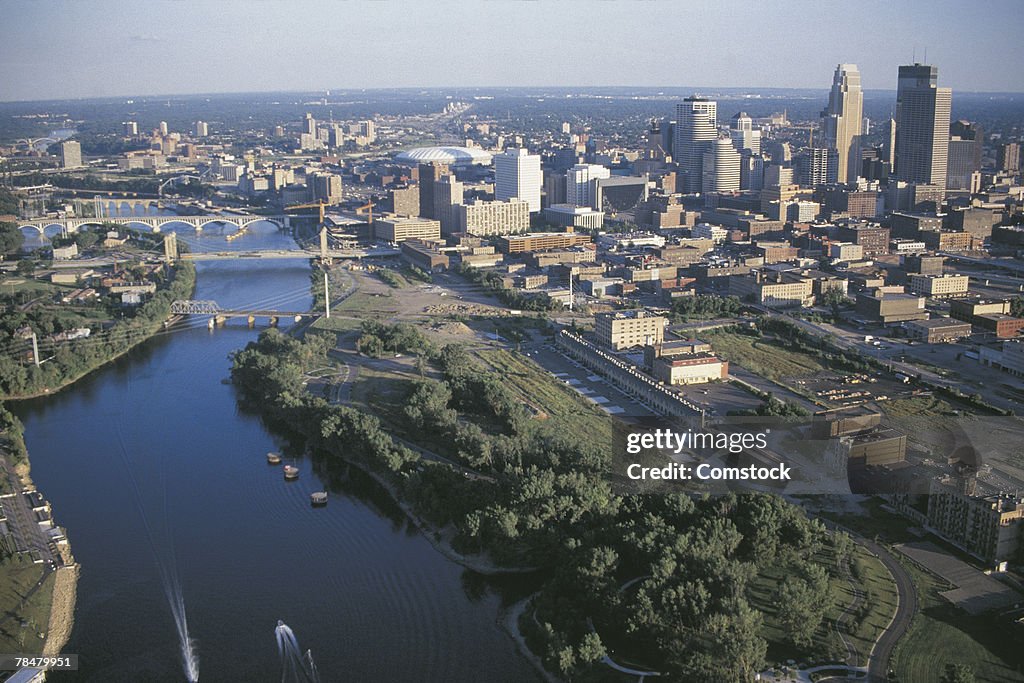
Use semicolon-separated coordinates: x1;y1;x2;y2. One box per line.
12;223;537;682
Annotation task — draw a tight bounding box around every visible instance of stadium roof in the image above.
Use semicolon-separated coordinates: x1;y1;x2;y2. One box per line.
394;146;493;165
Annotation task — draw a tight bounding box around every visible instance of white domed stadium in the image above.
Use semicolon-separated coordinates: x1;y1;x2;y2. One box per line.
394;146;493;166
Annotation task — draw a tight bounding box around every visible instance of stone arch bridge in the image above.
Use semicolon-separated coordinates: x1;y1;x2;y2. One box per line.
16;214;290;238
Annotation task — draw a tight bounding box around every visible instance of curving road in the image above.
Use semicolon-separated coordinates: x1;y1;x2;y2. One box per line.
861;536;918;683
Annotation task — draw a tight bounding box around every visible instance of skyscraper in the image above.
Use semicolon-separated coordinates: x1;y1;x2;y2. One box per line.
673;97;717;193
565;163;610;208
495;148;542;212
821;64;864;184
729;112;761;156
894;64;952;188
158;121;169;136
702;137;741;193
997;142;1021;173
59;140;82;169
302;113;316;136
418;162;450;220
195;120;209;137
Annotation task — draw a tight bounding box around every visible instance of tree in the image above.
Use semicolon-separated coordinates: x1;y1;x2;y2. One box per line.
0;222;25;256
15;259;35;277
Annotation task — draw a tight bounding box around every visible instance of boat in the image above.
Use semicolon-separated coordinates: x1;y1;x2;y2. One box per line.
266;452;282;465
283;465;299;480
310;491;328;506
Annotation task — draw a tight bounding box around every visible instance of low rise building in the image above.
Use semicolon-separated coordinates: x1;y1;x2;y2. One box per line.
542;204;604;230
979;339;1024;376
652;353;729;385
594;310;666;350
907;274;969;299
373;216;441;243
855;290;927;324
729;269;814;308
905;318;973;343
497;231;593;254
400;239;449;271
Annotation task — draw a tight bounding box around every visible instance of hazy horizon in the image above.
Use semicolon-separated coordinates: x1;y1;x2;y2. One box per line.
3;0;1024;102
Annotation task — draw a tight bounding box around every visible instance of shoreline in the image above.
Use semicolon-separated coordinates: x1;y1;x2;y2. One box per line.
1;261;197;402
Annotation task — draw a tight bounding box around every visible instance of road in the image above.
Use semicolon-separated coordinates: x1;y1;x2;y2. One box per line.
817;517;918;683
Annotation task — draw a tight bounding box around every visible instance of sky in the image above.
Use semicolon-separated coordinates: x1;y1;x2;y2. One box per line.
2;0;1023;102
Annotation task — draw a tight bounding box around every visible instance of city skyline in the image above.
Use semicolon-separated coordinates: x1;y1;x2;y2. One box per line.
3;0;1024;101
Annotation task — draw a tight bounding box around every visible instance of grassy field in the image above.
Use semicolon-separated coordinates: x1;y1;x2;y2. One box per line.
475;348;613;457
702;330;826;381
892;559;1023;682
882;396;961;417
845;546;899;665
347;363;416;427
331;290;399;318
0;556;53;653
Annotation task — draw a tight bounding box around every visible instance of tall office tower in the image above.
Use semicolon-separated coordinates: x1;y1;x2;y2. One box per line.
741;154;765;191
303;113;316;136
894;64;952;187
59;140;82;169
729;112;761;155
418;162;450;219
565;163;610;207
123;121;138;136
543;170;567;207
884;116;897;167
701;137;742;193
947;120;983;190
433;175;464;235
862;117;871;135
797;147;838;187
561;121;571;135
158;121;169;136
495;148;542;212
194;121;209;137
673;96;717;192
821;64;864;183
998;142;1021;173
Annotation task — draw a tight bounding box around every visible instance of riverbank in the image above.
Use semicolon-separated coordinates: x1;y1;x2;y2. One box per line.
0;260;196;400
0;404;78;658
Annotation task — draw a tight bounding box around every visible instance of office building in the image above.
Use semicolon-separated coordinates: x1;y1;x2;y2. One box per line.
821;64;864;183
495;148;542;212
59;140;82;169
729;112;761;155
729;269;815;308
433;175;464;234
195;120;209;137
387;186;420;216
123;121;138;136
418;162;451;220
997;142;1021;173
374;216;441;243
701;137;742;193
302;113;316;136
543;204;604;230
565;164;610;207
905;318;972;343
674;96;717;192
797;147;838;187
455;199;530;236
595;310;666;350
497;231;593;254
947;120;983;190
652;353;729;386
836;223;890;257
907;274;969;299
855;291;927;324
894;64;952;187
309;172;343;204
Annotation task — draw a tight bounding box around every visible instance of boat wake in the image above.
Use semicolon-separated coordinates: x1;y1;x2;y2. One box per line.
275;621;321;683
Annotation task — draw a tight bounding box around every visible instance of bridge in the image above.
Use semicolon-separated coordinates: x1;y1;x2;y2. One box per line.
16;214;290;238
180;246;401;261
171;299;311;327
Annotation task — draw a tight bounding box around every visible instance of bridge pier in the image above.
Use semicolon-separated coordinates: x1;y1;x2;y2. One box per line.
247;315;255;328
214;315;226;326
269;316;279;327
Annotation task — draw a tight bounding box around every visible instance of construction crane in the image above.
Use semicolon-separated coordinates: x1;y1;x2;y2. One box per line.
356;199;376;226
284;200;328;224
